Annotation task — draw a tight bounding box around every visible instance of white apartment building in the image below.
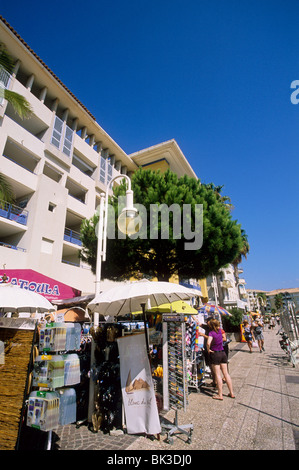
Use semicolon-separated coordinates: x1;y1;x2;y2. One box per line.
0;16;197;302
206;264;249;311
247;288;299;314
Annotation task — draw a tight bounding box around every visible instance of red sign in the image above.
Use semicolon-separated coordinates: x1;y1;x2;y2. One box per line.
0;269;81;301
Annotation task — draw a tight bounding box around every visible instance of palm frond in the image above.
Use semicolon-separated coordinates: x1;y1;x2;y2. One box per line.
2;89;33;119
0;173;15;204
0;44;14;73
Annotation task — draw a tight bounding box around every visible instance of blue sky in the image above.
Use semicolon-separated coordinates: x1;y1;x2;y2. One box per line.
1;0;299;291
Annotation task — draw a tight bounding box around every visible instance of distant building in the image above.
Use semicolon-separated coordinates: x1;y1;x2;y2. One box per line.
247;288;299;313
206;264;249;311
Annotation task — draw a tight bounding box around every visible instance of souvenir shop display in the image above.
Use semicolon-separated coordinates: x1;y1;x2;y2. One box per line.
90;323;123;434
26;390;60;432
32;353;80;389
161;314;193;445
185;316;206;392
39;322;81;352
74;335;91;425
26;321;82;438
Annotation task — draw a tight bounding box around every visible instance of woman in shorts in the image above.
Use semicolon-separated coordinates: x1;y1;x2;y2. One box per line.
252;318;265;352
243;320;254;353
207;319;235;400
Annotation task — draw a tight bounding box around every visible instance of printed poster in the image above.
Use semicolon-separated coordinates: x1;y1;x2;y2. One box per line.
117;333;161;435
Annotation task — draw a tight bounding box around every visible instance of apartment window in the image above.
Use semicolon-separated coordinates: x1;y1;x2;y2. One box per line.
41;237;54;254
48;203;56;212
0;65;11;105
100;155;114;185
51;116;74;157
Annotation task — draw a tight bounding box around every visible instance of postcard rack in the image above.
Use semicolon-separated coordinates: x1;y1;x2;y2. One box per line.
162;314;193;445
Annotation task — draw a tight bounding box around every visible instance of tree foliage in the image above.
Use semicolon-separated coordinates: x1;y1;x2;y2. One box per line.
0;42;33;119
79;168;247;281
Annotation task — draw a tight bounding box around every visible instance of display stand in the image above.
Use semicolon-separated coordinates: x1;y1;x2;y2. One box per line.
162;314;193;445
27;322;81;449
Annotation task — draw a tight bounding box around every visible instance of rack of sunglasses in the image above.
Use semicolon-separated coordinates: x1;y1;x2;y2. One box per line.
162;315;193;445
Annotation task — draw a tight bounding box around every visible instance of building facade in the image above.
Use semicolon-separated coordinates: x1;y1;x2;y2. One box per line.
206;264;249;311
0;16;198;300
247;288;299;314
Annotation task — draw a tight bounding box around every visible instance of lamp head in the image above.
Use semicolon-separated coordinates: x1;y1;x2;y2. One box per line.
118;207;142;235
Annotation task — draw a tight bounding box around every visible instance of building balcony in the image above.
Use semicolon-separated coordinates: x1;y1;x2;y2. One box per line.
221;279;234;289
63;228;82;246
0;200;28;226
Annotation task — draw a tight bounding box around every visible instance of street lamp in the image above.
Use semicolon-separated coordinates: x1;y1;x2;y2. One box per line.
94;174;142;300
88;173;141;426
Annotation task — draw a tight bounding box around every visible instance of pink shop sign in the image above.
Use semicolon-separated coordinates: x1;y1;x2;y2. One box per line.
0;269;81;301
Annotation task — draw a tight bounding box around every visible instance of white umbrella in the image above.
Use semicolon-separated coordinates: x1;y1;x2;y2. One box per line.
0;283;55;314
88;279;196;317
88;279;196;356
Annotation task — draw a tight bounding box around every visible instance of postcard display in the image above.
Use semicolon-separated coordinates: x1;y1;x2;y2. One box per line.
162;315;193;445
26;322;81;434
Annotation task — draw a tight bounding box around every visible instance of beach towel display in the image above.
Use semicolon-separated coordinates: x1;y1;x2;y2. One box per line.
39;323;81;352
27;391;60;432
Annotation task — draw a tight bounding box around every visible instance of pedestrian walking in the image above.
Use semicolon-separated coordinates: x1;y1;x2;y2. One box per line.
198;317;217;387
207;319;235;400
243;320;254;353
252;317;265;352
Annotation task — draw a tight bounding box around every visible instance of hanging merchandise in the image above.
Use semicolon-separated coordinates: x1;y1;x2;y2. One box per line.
58;388;77;426
32;353;81;389
185;315;206;392
39;323;81;353
90;323;124;434
27;388;77;430
27;391;60;432
32;355;65;389
64;354;81;386
162;314;193;444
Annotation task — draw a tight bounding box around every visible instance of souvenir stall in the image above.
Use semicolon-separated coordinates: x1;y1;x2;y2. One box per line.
87;280;199;441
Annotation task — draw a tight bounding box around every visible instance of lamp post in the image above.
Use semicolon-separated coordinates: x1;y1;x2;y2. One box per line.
88;173;141;425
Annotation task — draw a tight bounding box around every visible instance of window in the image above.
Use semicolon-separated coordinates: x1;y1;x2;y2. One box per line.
100;155;115;185
41;237;53;254
51;116;74;157
48;203;56;212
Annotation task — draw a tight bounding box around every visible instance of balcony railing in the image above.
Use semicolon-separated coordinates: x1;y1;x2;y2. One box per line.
0;65;11;88
64;228;82;246
0;200;28;225
0;241;26;252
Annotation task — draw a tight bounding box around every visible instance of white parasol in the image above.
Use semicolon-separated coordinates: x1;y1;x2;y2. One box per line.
88;279;196;317
0;283;55;314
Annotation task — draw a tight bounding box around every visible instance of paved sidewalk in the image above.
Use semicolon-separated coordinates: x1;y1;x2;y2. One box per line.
52;327;299;451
